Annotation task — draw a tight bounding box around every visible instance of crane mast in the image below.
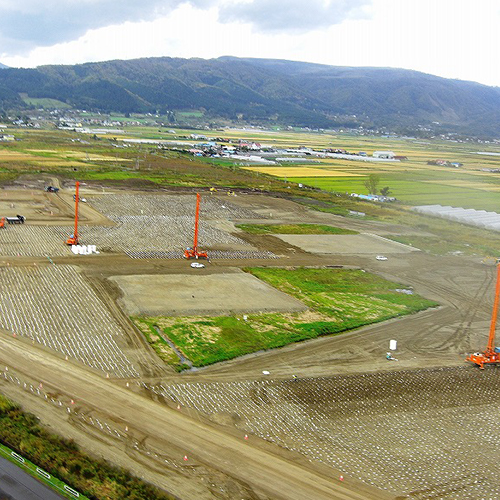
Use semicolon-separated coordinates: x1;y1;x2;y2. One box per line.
467;262;500;368
487;262;500;353
66;181;79;246
184;193;208;260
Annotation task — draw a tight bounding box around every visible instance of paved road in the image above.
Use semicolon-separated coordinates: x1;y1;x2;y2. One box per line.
0;456;64;500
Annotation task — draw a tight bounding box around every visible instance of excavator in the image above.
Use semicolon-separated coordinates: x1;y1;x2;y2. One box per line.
466;261;500;369
184;193;208;260
66;181;80;245
0;217;5;228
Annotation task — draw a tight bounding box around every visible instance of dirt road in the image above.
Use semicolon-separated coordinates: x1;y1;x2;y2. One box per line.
0;333;391;500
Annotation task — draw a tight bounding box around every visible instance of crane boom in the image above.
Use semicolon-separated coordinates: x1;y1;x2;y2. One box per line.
466;262;500;368
184;193;208;260
486;262;500;353
66;181;79;245
193;192;200;251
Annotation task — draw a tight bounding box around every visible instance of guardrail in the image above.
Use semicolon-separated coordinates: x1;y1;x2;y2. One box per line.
0;442;87;499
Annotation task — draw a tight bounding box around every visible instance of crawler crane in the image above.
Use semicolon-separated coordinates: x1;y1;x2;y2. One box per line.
467;261;500;369
66;181;80;246
184;193;208;260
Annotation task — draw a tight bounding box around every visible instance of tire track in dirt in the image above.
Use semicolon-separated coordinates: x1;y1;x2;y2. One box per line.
0;335;391;500
85;275;168;378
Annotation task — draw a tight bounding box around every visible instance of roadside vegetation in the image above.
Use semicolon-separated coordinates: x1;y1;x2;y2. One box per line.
0;394;175;500
134;268;438;369
235;223;358;235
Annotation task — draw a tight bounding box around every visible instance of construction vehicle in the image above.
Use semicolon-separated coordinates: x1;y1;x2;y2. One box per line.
184;193;208;260
0;217;5;228
45;186;59;193
66;181;80;246
6;215;25;224
466;261;500;369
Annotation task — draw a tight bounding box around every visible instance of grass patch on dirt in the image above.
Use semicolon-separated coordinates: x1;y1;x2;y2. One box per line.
236;223;358;235
135;268;437;369
133;319;180;366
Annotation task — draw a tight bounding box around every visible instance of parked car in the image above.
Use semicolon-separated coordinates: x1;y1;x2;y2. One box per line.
190;262;205;268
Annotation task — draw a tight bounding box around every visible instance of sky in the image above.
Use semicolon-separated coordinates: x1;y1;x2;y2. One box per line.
0;0;499;87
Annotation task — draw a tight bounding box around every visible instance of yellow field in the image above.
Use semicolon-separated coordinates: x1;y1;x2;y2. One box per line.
27;149;58;153
64;151;133;162
300;156;500;180
2;148;133;165
243;159;491;180
0;150;90;167
0;150;39;160
31;160;89;167
242;166;362;177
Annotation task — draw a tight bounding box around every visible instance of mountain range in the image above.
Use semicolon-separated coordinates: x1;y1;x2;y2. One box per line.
0;56;499;137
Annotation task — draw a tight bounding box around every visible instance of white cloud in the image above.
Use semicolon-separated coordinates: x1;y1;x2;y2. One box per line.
218;0;371;33
0;0;218;54
1;0;500;87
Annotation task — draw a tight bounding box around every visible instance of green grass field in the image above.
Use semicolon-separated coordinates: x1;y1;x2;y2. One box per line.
235;223;358;235
291;171;500;211
21;97;71;109
134;268;437;369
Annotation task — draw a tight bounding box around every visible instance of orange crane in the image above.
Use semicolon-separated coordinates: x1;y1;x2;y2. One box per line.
467;261;500;369
66;181;80;245
184;193;208;260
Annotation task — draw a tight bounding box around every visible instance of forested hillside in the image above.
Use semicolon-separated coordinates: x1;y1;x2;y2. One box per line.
1;56;499;136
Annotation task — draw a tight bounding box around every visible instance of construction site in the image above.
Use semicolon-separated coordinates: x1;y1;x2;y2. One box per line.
0;176;499;500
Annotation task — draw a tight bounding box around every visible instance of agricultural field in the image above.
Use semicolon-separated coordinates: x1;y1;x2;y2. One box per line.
0;265;138;377
0;145;111;170
235;223;357;235
235;134;500;211
252;164;500;210
156;366;500;500
133;267;437;369
3;125;500;214
242;166;362;177
291;172;500;211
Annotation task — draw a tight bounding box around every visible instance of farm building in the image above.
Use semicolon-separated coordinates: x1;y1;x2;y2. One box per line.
373;151;395;159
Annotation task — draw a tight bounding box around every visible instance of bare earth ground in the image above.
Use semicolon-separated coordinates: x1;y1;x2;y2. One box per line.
0;180;499;499
272;233;418;255
110;272;307;316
